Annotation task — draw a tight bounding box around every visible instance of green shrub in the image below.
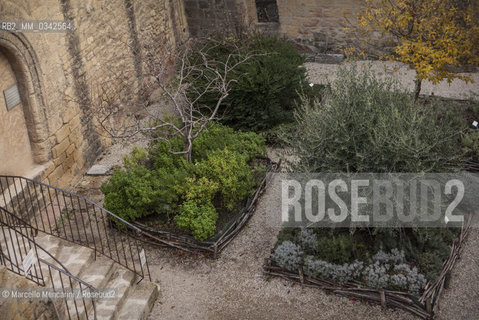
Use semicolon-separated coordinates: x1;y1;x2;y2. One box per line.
191;123;266;162
273;64;466;288
462;128;479;161
101;122;267;240
189;35;309;131
148;135;189;171
315;233;369;264
100;165;179;222
261;122;296;147
102;137;189;223
283;63;466;173
123;146;149;169
372;228;459;281
176;176;220;205
174;200;218;241
196;148;258;210
276;227;300;245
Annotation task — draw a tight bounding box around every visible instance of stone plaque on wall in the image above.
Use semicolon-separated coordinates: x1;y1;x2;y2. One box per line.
3;84;21;111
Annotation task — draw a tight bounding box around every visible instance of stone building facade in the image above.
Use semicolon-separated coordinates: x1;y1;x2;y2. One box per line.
0;0;361;189
183;0;361;52
0;0;187;188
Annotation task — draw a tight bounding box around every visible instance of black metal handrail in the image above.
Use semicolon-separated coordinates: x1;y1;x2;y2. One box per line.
0;175;151;282
0;219;45;285
0;206;97;319
40;258;97;320
0;206;72;274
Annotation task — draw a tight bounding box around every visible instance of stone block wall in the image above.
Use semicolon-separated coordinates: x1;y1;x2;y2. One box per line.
275;0;361;52
183;0;362;52
0;266;57;320
183;0;250;37
0;0;187;189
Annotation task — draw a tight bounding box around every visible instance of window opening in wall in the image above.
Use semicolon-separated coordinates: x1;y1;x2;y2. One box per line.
3;84;21;111
255;0;279;22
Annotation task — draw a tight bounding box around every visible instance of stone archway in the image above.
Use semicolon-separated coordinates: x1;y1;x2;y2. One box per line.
0;50;34;175
0;32;50;175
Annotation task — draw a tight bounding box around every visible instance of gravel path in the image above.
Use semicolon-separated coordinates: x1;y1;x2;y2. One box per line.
435;228;479;320
305;61;479;100
79;62;479;320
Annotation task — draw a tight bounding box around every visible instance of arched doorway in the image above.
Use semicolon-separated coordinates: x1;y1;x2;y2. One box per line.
0;32;50;179
0;50;34;176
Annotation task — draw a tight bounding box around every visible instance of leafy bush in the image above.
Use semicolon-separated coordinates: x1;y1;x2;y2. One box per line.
276;228;369;265
315;233;371;264
123;146;149;169
101;122;266;240
191;123;266;161
261;122;297;147
283;63;466;173
189;35;309;131
100;160;181;222
462;128;479;161
174;200;218;241
272;241;303;272
372;228;459;281
315;235;354;264
195;148;257;210
179;176;220;205
275;227;301;245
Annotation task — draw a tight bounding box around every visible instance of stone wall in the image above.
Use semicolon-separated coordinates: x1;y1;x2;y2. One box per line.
0;266;57;320
183;0;361;52
0;0;187;189
0;51;34;176
183;0;251;37
275;0;361;52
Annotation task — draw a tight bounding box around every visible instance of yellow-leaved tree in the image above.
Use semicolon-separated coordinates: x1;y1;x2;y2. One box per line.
349;0;479;100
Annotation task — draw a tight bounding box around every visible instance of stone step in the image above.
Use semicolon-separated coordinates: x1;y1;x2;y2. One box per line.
117;281;159;320
54;244;95;279
0;229;159;320
68;257;118;320
94;268;136;320
0;177;28;209
77;255;117;290
74;257;158;320
38;238;96;319
35;234;64;257
0;227;45;276
0;178;44;222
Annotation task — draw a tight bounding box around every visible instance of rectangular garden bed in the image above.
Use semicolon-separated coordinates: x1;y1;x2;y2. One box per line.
131;159;280;258
263;217;471;319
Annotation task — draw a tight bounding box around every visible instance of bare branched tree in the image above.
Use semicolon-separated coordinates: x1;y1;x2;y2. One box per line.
89;38;257;162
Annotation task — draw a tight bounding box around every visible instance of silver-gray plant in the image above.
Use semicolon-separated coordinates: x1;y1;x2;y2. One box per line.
300;248;427;294
273;241;303;272
298;228;317;251
372;248;405;264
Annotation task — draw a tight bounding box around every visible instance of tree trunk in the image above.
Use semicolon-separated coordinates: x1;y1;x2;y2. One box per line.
184;150;191;163
183;134;192;163
414;78;422;102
